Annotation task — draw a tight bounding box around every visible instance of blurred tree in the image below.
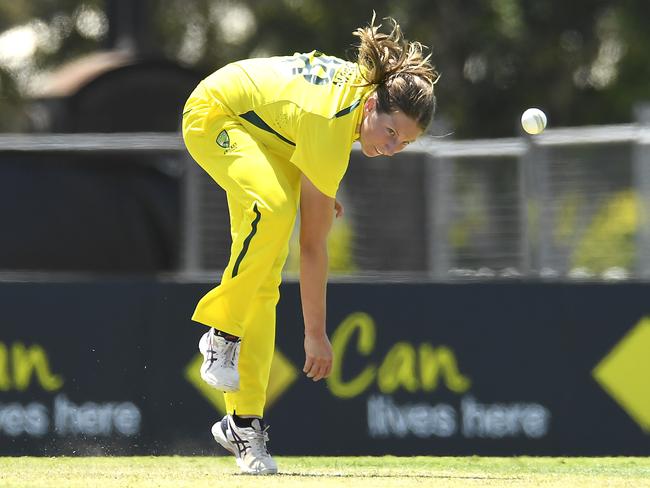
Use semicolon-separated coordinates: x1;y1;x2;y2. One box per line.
1;0;650;137
0;0;106;130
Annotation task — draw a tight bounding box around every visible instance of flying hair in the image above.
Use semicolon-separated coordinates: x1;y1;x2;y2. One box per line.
353;13;440;130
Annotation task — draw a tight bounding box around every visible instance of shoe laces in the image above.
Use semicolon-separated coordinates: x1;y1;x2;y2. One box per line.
210;332;240;369
241;425;271;460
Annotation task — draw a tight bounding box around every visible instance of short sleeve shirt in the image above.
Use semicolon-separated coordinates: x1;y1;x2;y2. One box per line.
199;51;373;197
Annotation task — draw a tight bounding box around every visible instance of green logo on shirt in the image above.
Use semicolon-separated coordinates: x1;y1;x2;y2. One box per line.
216;130;230;148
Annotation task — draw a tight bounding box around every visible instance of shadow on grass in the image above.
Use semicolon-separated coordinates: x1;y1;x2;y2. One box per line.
237;472;522;480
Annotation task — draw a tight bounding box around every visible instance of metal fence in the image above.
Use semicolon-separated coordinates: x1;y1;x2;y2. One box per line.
182;119;650;281
427;124;648;281
2;117;650;281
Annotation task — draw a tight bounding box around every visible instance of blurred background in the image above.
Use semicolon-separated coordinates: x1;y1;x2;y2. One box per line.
1;0;649;457
1;0;649;279
2;0;650;135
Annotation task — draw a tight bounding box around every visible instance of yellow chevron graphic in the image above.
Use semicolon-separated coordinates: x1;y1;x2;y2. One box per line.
185;349;299;414
592;317;650;433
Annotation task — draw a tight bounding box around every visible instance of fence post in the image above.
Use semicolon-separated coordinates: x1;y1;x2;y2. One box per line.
180;156;202;272
426;153;453;280
520;136;553;278
518;141;533;276
633;103;650;279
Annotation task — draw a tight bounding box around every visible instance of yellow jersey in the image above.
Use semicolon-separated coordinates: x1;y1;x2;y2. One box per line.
192;51;374;198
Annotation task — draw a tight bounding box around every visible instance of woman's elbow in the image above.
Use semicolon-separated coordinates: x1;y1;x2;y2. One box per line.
299;235;328;257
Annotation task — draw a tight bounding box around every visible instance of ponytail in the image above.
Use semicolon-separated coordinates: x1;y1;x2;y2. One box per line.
353;14;440;130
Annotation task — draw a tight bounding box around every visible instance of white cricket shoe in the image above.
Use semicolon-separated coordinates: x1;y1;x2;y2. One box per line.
198;329;240;392
212;415;278;475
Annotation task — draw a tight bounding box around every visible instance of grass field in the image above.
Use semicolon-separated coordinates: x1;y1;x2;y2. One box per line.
1;456;649;487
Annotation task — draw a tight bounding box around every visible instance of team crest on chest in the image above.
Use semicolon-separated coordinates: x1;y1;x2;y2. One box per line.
216;130;230;149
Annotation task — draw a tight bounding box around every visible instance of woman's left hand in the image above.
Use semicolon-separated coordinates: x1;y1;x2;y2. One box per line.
334;199;344;218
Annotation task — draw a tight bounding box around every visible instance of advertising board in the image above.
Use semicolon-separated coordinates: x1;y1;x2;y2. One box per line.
1;281;647;455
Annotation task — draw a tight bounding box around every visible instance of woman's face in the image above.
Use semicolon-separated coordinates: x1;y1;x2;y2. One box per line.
358;94;423;157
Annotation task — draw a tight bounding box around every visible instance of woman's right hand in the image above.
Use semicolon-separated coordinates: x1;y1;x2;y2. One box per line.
299;174;335;383
303;331;333;382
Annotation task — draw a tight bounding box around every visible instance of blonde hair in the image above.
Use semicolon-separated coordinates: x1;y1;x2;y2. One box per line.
353;14;440;130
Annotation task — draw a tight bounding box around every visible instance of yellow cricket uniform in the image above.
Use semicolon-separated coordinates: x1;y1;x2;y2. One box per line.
182;51;373;416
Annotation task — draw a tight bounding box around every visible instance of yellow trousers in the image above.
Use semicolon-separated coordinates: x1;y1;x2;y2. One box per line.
182;86;301;416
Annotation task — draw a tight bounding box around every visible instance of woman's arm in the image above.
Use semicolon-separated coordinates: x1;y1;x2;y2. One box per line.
299;174;337;382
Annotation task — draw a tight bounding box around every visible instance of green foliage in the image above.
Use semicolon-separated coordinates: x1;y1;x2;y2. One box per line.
571;190;637;273
554;192;585;245
2;1;650;135
0;0;106;130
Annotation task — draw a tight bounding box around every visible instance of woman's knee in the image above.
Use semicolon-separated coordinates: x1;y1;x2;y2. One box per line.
255;197;298;230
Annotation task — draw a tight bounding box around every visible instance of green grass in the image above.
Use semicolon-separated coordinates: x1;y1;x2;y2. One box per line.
1;456;649;487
